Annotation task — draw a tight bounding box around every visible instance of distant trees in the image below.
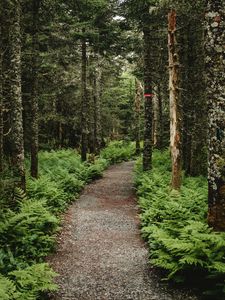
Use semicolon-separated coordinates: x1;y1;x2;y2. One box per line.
0;0;136;194
1;0;225;232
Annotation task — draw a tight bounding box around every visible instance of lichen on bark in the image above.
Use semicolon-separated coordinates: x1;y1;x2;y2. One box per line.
206;0;225;230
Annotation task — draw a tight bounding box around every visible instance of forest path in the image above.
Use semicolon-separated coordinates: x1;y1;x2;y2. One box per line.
48;161;197;300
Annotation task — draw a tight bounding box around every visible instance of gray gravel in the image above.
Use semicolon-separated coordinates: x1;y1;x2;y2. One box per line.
48;161;199;300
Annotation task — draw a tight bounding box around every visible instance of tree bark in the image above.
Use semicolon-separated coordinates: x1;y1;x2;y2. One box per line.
206;0;225;231
8;0;26;190
168;9;182;190
81;28;88;161
93;54;102;155
181;19;207;177
30;0;40;178
153;85;161;149
0;20;3;172
157;84;163;150
134;78;142;155
143;27;153;171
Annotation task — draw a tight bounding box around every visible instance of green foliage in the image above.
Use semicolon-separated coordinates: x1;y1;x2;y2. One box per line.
101;140;135;164
135;150;225;296
0;143;135;298
0;275;16;300
0;199;59;273
10;263;57;299
0;264;57;300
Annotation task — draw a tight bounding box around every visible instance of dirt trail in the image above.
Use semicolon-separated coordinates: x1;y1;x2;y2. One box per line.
48;161;197;300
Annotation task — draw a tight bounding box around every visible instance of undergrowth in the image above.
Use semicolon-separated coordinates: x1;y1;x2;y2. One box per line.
135;150;225;298
0;141;134;299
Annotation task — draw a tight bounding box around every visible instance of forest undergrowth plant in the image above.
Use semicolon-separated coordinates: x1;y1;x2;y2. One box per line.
135;150;225;298
0;141;135;298
100;140;135;164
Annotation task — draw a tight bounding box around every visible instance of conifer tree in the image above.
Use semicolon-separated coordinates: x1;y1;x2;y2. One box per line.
206;0;225;230
8;0;26;190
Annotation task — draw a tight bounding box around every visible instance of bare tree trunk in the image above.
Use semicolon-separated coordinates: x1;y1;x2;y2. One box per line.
30;0;40;178
168;9;182;190
206;0;225;231
8;0;25;190
134;78;142;155
143;27;153;171
81;28;88;161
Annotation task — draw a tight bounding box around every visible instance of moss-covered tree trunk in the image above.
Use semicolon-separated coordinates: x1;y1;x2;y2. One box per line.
143;27;153;171
168;9;182;190
8;0;26;190
81;28;88;161
206;0;225;230
30;0;40;178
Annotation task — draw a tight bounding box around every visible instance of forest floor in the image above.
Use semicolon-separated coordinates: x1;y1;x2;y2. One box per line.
47;161;198;300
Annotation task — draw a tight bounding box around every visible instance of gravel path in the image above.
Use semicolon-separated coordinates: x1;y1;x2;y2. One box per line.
48;161;198;300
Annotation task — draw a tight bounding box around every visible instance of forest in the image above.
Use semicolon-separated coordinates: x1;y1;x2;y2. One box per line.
0;0;225;299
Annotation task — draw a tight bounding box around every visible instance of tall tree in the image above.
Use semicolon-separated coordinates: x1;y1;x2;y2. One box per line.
93;54;102;155
134;78;142;155
0;9;3;173
81;28;88;161
8;0;26;190
168;9;182;190
30;0;40;178
206;0;225;230
143;26;153;171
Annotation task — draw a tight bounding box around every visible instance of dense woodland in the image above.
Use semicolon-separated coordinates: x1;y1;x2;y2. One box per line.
0;0;225;299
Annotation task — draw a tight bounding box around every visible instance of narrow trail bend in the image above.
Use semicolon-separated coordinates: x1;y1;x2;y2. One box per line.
48;161;197;300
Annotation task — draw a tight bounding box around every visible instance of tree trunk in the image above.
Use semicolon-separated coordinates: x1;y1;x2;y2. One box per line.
81;28;88;161
158;84;163;150
134;78;142;155
93;55;102;155
30;0;40;178
152;86;160;148
181;19;207;177
168;9;182;190
8;0;26;190
206;0;225;231
0;21;3;172
143;27;153;171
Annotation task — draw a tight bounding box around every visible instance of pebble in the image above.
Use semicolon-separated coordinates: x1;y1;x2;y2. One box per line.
48;162;199;300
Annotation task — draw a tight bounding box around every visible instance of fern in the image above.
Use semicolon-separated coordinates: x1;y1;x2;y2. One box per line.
13;188;27;204
136;149;225;296
10;263;57;300
0;275;16;300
